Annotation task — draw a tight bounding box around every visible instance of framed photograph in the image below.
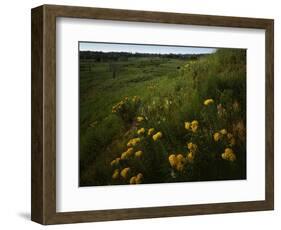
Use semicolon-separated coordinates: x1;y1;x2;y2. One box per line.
31;4;274;224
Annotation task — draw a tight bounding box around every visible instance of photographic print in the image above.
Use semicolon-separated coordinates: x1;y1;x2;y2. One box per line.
79;42;246;186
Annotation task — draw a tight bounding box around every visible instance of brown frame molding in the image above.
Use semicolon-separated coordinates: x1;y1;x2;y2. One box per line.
31;4;274;225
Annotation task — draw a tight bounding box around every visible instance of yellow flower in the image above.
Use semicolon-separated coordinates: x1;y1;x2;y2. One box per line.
110;157;120;166
136;173;143;184
192;120;198;125
168;154;177;167
112;100;126;113
121;167;130;178
176;163;184;172
126;148;134;157
121;148;134;159
152;132;162;141
110;159;116;166
137;173;143;179
225;148;233;154
184;122;191;130
176;154;185;163
229;154;236;162
187;142;197;153
169;154;186;170
187;152;195;162
220;129;227;135
148;128;155;136
137;128;145;135
127;148;134;154
112;169;119;179
136;116;144;122
204;98;214;106
175;154;186;171
127;138;141;147
213;132;221;142
221;148;236;162
129;176;136;184
121;152;130;160
221;153;227;160
191;120;199;132
135;150;143;158
121;152;127;160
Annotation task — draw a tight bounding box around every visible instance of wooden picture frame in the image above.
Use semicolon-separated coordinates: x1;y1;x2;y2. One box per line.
31;4;274;225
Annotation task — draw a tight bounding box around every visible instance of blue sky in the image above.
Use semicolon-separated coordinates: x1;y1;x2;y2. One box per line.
79;42;216;55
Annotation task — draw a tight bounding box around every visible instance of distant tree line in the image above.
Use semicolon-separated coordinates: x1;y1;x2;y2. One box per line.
79;51;208;62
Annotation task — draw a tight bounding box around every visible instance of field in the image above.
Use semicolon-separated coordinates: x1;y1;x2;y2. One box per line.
79;47;246;186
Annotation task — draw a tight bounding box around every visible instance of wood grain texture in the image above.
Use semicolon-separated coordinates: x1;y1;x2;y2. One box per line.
265;20;274;209
31;4;274;225
31;6;44;224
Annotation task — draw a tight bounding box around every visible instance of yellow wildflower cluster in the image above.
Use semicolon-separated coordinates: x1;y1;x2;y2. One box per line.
120;167;130;178
191;120;199;133
213;129;235;146
221;148;236;162
129;173;143;184
135;150;143;158
168;154;187;171
137;127;145;135
136;116;144;122
112;169;119;179
112;100;125;113
187;142;198;162
121;148;134;160
187;142;198;153
213;132;221;142
148;128;155;136
187;152;195;163
112;96;140;114
204;98;214;106
110;157;120;166
127;137;141;147
184;122;191;130
152;131;162;141
220;129;227;135
184;120;199;133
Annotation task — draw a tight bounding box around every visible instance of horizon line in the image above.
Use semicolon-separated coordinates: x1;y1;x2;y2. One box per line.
79;50;212;55
79;42;217;55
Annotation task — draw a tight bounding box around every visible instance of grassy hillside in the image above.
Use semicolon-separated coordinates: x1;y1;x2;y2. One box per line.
79;48;246;186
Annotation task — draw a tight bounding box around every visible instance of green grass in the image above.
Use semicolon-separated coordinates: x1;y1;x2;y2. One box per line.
79;48;246;186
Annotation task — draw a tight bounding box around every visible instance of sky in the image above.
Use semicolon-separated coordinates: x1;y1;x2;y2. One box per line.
79;42;217;55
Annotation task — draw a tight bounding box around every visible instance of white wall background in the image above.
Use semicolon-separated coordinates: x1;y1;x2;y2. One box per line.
0;0;279;229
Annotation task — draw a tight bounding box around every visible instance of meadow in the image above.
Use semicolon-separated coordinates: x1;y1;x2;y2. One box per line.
79;48;246;186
